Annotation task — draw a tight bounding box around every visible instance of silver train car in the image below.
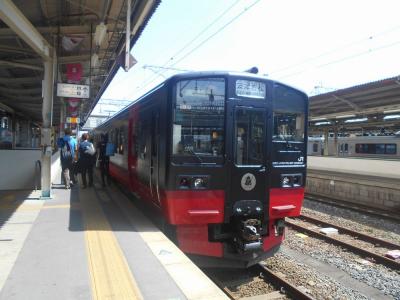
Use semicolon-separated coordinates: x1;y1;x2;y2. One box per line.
308;134;400;159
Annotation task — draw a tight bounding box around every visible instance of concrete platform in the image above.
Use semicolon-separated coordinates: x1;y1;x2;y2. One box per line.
308;156;400;180
306;156;400;211
0;179;228;300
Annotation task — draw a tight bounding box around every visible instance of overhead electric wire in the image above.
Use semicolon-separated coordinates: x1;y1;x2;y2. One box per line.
277;38;400;80
125;0;243;97
130;0;261;98
169;0;261;68
269;24;400;76
150;0;242;75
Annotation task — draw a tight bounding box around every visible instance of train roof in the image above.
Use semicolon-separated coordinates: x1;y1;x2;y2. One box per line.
94;70;308;131
167;70;308;95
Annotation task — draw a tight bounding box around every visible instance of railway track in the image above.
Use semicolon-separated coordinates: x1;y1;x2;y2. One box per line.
286;215;400;270
305;194;400;223
208;263;315;300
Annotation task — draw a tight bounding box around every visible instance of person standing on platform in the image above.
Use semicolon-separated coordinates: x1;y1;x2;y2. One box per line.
78;133;95;188
58;128;77;189
96;133;110;187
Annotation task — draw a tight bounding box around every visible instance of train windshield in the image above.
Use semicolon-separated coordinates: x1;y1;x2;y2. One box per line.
273;85;306;144
172;78;225;164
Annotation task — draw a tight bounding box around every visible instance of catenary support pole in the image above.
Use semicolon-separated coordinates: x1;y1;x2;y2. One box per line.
323;128;329;156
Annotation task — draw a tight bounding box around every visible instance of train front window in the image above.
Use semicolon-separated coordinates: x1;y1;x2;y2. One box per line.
273;85;306;144
172;78;225;164
235;108;265;166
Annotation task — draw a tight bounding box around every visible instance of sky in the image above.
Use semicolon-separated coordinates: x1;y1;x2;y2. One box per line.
99;0;400;107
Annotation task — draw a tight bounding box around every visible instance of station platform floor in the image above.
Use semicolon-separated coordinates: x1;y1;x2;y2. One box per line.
307;156;400;180
0;176;228;300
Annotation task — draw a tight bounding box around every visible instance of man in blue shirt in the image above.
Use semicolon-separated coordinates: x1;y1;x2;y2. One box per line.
58;128;77;189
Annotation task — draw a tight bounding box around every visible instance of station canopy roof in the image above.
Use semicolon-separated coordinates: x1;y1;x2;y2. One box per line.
0;0;160;126
309;75;400;133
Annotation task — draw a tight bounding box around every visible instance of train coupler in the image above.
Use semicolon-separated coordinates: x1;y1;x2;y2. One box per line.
234;218;263;253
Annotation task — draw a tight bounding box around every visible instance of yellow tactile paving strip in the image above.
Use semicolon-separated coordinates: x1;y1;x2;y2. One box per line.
80;189;143;300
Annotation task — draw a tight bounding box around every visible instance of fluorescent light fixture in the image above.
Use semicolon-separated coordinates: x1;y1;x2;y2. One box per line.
315;121;331;126
383;109;400;114
335;114;355;119
311;117;327;121
384;115;400;120
344;118;368;123
94;22;107;46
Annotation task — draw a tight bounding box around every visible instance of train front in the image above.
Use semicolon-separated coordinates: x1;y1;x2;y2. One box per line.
164;73;308;268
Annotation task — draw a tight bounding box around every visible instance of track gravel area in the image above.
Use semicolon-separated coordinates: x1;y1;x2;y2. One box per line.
285;228;400;299
263;252;369;300
302;199;400;245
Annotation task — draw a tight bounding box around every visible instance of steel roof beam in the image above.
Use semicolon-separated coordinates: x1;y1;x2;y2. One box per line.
310;104;400;119
0;60;43;71
0;77;41;84
0;0;52;59
0;87;42;94
0;24;120;37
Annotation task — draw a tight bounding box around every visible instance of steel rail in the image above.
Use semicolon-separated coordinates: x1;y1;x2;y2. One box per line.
297;214;400;250
255;264;315;300
207;275;237;300
286;219;400;270
305;194;400;223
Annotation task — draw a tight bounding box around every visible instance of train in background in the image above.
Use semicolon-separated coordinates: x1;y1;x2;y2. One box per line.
93;71;308;268
308;134;400;158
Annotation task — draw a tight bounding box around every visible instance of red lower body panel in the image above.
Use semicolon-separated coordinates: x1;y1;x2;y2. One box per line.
176;225;224;257
109;163;130;187
164;190;225;225
269;187;304;218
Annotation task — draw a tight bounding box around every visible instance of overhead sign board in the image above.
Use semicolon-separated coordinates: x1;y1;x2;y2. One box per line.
57;83;90;98
66;117;80;124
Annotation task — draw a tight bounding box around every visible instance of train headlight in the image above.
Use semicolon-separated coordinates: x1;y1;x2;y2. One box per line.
281;176;291;187
179;177;191;189
293;175;302;187
281;174;303;188
193;177;207;189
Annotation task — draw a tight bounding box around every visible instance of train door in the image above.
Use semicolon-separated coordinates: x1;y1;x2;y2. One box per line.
149;110;160;206
229;106;268;219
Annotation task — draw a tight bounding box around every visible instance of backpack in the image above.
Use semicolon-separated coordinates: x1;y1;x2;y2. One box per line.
61;139;73;161
105;142;115;156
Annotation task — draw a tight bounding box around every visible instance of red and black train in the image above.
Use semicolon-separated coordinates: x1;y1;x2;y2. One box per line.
93;71;308;267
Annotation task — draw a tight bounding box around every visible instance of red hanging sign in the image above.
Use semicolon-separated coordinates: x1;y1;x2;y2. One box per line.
66;63;82;82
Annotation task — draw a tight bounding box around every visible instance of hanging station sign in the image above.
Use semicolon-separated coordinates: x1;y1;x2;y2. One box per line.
66;117;80;124
57;83;90;98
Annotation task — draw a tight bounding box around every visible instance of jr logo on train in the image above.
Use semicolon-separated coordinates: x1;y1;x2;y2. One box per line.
93;71;309;268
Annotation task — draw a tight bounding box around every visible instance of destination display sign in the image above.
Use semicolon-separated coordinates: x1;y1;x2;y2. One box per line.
235;80;266;99
57;83;90;98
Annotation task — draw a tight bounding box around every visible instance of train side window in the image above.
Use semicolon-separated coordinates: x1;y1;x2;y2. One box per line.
375;144;385;154
313;143;318;153
385;144;397;154
117;126;127;155
138;121;148;159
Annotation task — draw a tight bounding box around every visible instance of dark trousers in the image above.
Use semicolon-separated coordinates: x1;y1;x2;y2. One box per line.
61;159;75;186
81;166;93;187
100;158;110;185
